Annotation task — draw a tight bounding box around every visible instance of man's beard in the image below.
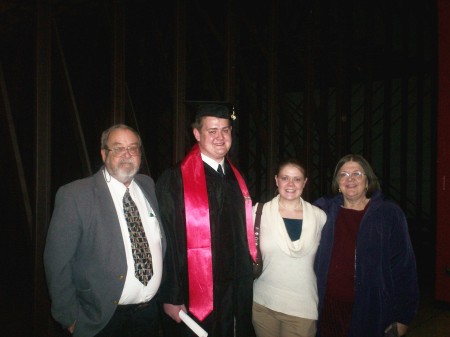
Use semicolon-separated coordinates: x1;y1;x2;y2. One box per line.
109;159;139;183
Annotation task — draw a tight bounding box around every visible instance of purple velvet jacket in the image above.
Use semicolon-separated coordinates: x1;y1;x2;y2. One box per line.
314;191;419;337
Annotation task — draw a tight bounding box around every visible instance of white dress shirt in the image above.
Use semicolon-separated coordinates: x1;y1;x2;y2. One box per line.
201;153;225;174
106;176;163;304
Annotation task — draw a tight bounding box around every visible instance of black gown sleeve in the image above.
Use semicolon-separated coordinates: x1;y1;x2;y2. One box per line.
155;167;188;305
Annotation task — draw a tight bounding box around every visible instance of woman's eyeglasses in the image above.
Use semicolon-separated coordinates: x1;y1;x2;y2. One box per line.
338;171;365;181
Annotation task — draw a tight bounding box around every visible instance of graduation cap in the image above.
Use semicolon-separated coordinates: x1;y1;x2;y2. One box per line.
186;100;237;121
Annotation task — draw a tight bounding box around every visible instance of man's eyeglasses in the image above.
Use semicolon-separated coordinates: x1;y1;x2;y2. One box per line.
105;145;141;157
338;171;365;180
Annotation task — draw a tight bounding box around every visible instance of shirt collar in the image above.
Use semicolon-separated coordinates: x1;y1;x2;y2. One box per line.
200;153;225;171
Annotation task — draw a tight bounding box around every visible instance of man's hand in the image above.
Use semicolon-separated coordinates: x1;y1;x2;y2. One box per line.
68;321;76;334
384;322;408;337
163;303;187;323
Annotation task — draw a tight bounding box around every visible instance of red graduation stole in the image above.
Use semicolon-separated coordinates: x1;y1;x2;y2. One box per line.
181;144;257;321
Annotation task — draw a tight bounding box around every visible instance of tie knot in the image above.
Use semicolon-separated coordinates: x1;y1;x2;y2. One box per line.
217;164;224;175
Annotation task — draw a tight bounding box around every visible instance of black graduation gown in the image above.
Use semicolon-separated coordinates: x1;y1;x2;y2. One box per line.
155;160;255;337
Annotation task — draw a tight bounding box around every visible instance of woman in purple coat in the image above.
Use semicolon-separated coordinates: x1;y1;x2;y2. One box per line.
314;154;419;337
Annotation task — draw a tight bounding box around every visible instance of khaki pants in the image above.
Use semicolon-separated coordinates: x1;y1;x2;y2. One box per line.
252;302;316;337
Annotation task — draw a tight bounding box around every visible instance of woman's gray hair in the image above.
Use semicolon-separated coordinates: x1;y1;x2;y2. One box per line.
331;154;381;197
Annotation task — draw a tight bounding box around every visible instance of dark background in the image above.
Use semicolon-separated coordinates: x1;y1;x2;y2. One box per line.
0;0;442;336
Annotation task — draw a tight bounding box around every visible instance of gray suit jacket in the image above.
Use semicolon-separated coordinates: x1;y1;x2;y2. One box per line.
44;168;166;337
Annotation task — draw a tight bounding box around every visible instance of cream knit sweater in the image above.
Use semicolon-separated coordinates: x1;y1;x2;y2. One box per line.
253;195;326;319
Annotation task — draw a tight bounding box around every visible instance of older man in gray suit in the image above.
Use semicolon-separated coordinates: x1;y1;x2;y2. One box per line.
44;124;166;337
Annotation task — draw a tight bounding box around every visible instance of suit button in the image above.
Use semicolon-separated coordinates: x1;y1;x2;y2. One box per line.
112;300;119;305
118;275;125;280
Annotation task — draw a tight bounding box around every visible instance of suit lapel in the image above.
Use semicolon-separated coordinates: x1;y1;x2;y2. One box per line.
93;169;126;250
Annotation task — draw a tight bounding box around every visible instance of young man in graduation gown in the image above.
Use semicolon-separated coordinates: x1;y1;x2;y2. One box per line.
155;103;257;337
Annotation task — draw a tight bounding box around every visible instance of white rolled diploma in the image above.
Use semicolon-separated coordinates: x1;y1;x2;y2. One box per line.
179;310;208;337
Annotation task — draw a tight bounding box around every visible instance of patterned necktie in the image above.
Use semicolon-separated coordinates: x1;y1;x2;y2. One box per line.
217;164;224;175
123;188;152;285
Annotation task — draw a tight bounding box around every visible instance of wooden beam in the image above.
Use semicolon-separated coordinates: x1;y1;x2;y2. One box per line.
173;0;187;163
34;1;55;335
112;0;126;123
436;0;450;303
